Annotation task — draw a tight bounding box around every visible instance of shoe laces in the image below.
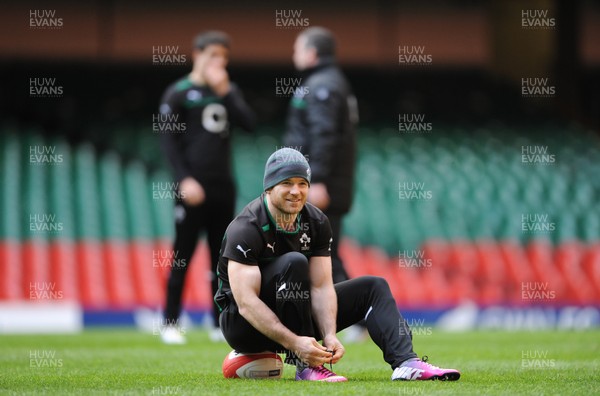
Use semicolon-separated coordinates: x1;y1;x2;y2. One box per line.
326;349;334;372
419;355;439;370
313;365;336;377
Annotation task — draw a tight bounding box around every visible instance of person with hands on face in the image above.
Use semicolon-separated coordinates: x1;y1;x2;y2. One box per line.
214;148;461;382
158;31;255;344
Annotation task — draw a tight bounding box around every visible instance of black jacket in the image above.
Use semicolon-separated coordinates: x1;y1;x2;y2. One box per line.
283;59;358;214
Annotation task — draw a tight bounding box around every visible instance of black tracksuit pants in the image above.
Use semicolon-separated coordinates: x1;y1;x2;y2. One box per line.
164;180;235;326
325;212;350;284
219;252;418;369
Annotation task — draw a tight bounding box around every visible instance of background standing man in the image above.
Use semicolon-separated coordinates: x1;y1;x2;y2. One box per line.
159;30;256;344
283;26;358;284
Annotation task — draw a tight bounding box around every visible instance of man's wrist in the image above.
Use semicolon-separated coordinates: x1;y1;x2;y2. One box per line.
322;333;337;343
281;334;298;352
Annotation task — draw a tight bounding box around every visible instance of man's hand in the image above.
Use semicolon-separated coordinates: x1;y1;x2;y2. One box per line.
322;334;345;364
179;177;206;206
292;336;334;367
308;183;330;210
204;64;231;97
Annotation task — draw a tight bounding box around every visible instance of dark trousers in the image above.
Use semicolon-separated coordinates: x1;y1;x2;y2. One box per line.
219;252;417;369
164;181;235;326
325;212;350;283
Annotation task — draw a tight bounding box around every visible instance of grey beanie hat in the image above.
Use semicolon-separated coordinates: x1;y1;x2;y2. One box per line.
263;148;311;190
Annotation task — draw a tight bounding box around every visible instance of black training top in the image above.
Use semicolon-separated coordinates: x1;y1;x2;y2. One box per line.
214;193;332;310
159;76;255;184
283;60;358;214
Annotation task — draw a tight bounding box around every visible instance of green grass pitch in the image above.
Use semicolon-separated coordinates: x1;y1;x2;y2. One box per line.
1;328;599;395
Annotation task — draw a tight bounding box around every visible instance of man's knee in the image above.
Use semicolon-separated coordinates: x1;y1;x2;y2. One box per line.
276;251;309;279
360;275;392;295
282;251;309;265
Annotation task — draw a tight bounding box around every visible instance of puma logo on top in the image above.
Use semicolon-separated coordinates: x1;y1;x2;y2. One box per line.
236;245;251;258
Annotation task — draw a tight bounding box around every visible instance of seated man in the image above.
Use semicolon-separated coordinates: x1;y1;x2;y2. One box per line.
214;148;460;382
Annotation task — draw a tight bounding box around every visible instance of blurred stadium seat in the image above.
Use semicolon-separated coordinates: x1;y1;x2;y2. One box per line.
1;125;599;310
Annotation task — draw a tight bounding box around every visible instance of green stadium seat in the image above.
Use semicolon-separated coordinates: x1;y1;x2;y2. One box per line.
99;151;129;239
123;160;155;239
48;137;75;240
149;169;176;240
1;132;22;240
23;133;49;242
73;143;103;240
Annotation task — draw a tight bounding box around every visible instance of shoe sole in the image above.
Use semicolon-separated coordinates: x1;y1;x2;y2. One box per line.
393;372;461;381
295;377;348;382
431;372;461;381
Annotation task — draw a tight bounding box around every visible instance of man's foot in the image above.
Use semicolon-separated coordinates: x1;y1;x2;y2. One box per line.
296;365;347;382
160;326;186;345
392;356;460;381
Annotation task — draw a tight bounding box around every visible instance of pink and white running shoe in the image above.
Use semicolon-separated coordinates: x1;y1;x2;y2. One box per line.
392;356;460;381
296;365;347;382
